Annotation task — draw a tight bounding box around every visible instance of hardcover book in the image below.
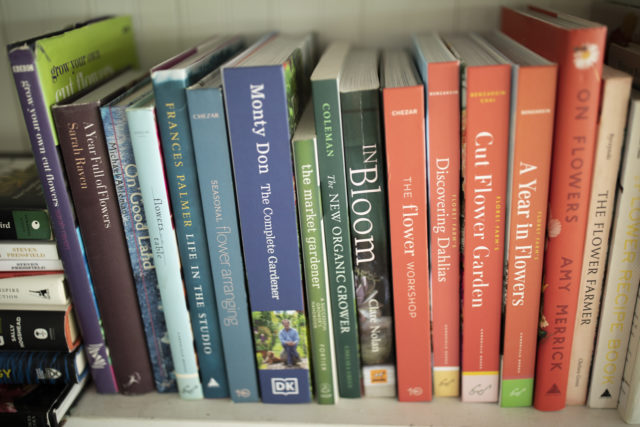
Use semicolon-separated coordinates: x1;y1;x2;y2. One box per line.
7;15;139;393
569;66;632;406
186;69;259;402
0;348;87;384
588;89;640;409
310;41;362;399
101;77;176;393
292;103;339;404
151;35;245;398
481;31;557;407
128;93;204;400
222;33;315;403
340;48;396;398
381;49;431;402
501;6;607;411
52;69;154;395
0;273;68;306
412;33;461;398
442;33;511;403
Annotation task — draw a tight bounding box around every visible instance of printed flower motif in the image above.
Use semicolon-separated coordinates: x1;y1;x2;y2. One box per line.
573;44;599;70
547;218;561;238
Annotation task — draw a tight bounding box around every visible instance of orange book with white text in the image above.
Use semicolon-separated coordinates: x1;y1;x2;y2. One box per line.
382;50;432;402
501;6;607;411
443;34;511;403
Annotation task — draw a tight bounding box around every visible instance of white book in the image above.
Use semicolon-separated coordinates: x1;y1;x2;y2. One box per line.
0;273;68;305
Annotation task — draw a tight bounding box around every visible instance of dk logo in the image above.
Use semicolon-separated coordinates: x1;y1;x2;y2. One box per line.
271;377;299;396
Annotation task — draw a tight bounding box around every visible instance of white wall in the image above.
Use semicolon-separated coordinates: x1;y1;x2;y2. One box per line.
0;0;595;155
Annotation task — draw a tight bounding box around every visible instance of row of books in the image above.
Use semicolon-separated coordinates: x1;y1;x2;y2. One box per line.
4;3;640;423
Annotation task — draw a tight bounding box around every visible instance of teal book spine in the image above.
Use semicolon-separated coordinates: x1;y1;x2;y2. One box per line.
311;76;361;398
186;82;260;402
127;98;204;400
292;106;338;404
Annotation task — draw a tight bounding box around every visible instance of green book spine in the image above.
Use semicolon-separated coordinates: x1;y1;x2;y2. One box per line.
293;113;338;404
342;88;395;397
312;78;361;398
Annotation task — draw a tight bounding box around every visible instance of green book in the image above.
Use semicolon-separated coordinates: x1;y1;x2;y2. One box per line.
292;103;339;404
310;41;361;398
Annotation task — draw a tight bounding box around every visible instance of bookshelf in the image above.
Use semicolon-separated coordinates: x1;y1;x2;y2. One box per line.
0;0;631;425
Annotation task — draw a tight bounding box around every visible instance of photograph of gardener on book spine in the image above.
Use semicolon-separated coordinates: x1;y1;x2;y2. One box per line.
253;310;309;370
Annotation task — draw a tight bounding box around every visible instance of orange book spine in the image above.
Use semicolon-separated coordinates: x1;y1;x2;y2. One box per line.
500;65;557;407
427;61;461;397
384;84;432;402
501;7;607;411
461;64;511;403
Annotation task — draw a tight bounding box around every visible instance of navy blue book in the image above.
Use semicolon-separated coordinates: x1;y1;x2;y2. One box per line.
187;70;259;402
222;33;315;403
151;35;244;398
101;77;176;393
0;348;87;384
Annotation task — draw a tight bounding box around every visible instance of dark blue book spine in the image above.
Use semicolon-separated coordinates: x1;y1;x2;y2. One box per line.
101;104;177;393
0;348;86;384
187;85;260;402
223;65;312;403
7;47;117;393
152;77;229;398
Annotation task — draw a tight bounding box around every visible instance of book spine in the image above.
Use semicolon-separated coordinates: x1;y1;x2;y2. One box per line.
383;85;431;402
53;103;154;395
293;128;338;404
501;10;607;410
0;209;53;240
223;65;312;403
0;275;67;306
0;307;77;351
8;47;117;393
500;65;556;407
587;95;640;408
0;349;84;384
312;78;361;398
460;65;510;403
0;259;63;271
128;105;204;400
101;104;176;393
0;242;59;260
153;79;229;398
424;61;462;398
568;71;631;406
619;280;640;423
341;88;395;398
187;86;259;402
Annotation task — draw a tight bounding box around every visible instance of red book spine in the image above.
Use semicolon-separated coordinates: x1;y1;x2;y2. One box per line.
427;61;461;397
461;64;511;403
384;84;432;402
501;7;607;411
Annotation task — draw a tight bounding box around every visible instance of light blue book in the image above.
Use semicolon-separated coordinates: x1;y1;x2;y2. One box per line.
127;93;203;400
186;70;259;402
151;35;244;398
101;77;176;393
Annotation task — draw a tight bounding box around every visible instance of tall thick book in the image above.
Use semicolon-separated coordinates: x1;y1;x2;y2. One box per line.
222;33;315;403
0;241;59;261
412;33;461;398
0;273;67;305
52;69;154;395
310;41;362;399
186;70;259;402
381;49;431;402
128;93;204;400
101;78;176;393
569;66;632;406
587;89;640;409
0;376;88;427
0;304;80;352
0;347;87;384
292;103;339;404
481;31;557;408
7;15;139;393
340;48;395;398
151;35;245;398
442;33;511;403
0;157;53;240
501;6;607;411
